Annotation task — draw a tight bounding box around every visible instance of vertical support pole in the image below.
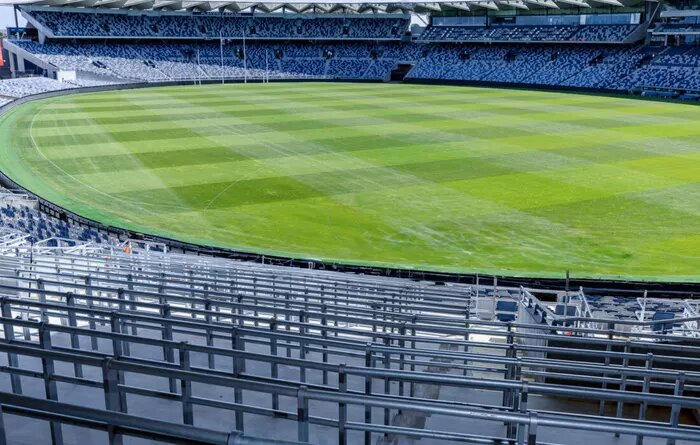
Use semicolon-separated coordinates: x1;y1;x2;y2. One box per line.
338;364;347;445
615;341;631;438
364;344;373;445
285;293;291;357
297;386;309;443
382;297;388;333
635;353;654;445
232;327;244;433
321;304;328;386
517;382;529;445
116;289;130;357
160;304;177;394
410;315;417;398
464;308;470;377
66;293;83;378
110;312;123;359
102;359;123;445
37;279;47;323
507;359;523;440
236;295;244;328
126;274;137;337
398;323;406;397
0;405;7;445
204;297;214;369
253;277;259;328
383;335;390;427
179;342;194;425
39;323;64;445
1;298;22;394
109;313;127;412
666;372;685;445
85;276;98;351
372;303;377;335
527;413;537;445
599;335;613;416
269;320;279;411
298;310;306;384
188;269;195;302
503;324;515;409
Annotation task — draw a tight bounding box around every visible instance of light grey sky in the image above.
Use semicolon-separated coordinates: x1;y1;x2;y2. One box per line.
1;6;26;31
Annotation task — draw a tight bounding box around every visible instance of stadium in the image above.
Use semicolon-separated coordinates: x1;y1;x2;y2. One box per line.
0;0;698;444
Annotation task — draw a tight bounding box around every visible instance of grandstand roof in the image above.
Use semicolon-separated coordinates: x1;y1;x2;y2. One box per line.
2;0;642;13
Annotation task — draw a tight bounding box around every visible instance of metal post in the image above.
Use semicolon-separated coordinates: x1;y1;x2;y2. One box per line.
297;386;309;443
66;293;83;378
503;325;516;409
364;344;372;445
464;309;470;377
321;304;328;385
109;313;127;412
110;312;123;359
285;294;291;357
666;372;685;445
636;353;654;445
161;304;177;394
527;413;538;445
37;279;47;323
243;31;248;84
0;404;7;445
299;310;306;383
599;335;613;415
179;342;193;425
204;297;214;369
39;324;64;445
85;276;98;351
126;275;137;337
1;298;21;394
232;328;244;433
383;335;390;426
410;315;417;398
102;359;123;445
615;341;631;438
398;323;406;396
517;381;529;445
270;320;279;411
116;289;130;357
220;30;225;85
338;364;347;445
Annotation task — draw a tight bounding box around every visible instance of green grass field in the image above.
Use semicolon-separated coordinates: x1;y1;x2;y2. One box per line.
1;82;700;281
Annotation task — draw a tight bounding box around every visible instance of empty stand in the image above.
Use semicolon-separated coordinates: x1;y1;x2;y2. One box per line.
0;238;694;444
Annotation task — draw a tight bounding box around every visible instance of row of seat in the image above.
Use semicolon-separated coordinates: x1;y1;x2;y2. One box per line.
420;24;636;43
28;9;408;40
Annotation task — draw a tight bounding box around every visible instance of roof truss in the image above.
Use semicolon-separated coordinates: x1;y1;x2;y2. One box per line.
5;0;642;12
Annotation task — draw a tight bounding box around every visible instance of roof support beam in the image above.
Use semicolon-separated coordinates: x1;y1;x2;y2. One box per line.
555;0;591;7
589;0;623;5
471;1;499;10
3;0;638;13
498;0;527;9
523;0;559;8
123;0;154;7
442;2;470;11
93;0;128;6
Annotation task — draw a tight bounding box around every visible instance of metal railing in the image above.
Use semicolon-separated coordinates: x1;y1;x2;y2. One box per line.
0;249;696;444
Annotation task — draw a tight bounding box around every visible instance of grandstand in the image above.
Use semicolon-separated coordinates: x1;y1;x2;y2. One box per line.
0;0;699;444
0;3;696;95
0;211;696;445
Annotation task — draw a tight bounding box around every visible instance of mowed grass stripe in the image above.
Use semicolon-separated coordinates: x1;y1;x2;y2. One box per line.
34;90;694;132
72;140;657;195
2;82;700;280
